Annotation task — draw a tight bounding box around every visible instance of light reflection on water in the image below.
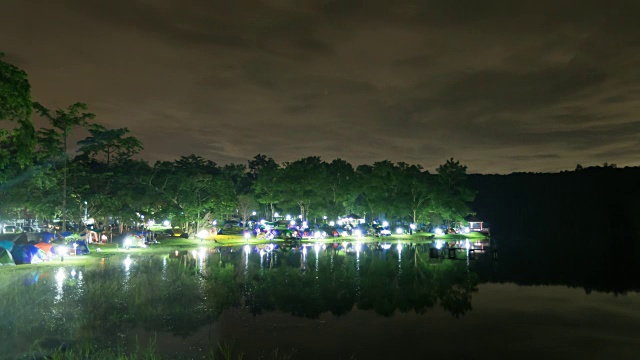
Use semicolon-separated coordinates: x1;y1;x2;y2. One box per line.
2;241;640;359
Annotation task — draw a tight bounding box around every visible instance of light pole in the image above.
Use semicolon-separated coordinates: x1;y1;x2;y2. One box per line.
84;201;88;224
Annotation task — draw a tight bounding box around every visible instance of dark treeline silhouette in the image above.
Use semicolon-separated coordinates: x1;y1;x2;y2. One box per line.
469;165;640;293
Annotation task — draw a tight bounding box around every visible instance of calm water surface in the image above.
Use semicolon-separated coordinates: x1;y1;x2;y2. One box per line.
1;241;639;359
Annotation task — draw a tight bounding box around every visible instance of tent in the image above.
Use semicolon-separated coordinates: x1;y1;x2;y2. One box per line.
34;242;55;256
0;247;15;266
0;240;14;251
40;231;56;243
11;244;48;264
72;240;90;255
0;233;29;246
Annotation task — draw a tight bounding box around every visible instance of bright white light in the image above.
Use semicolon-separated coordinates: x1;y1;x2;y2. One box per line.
354;229;362;237
397;242;402;252
163;220;170;227
329;221;335;226
355;242;362;252
212;220;218;225
196;230;209;239
323;215;327;219
465;239;471;250
435;228;443;235
124;237;133;246
302;246;307;255
289;220;296;226
382;221;389;227
199;247;206;259
314;231;321;239
260;219;266;225
436;240;442;250
342;242;348;248
123;256;132;271
302;221;308;228
298;215;303;219
259;249;265;256
175;250;179;256
274;212;280;217
381;243;392;250
395;228;403;234
244;232;251;240
337;220;343;226
252;211;257;216
59;246;68;256
70;269;77;278
410;223;416;230
55;268;65;286
286;214;291;220
266;243;274;252
191;249;197;257
463;227;470;234
243;245;251;254
314;243;321;253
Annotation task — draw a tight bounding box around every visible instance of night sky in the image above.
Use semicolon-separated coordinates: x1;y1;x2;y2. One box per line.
1;0;639;173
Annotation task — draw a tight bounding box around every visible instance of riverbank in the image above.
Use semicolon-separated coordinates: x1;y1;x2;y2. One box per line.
0;231;488;271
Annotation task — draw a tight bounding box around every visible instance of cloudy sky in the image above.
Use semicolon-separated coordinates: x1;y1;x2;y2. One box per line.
1;0;639;173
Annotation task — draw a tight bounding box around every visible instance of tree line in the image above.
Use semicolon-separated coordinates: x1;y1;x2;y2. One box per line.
0;53;475;234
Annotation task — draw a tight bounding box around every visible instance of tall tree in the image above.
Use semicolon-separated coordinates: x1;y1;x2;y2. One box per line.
0;52;35;175
77;124;143;166
33;102;95;231
432;158;475;226
252;160;282;221
280;157;326;221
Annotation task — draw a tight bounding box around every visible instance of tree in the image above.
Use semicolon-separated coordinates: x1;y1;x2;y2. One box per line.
74;125;146;231
33;102;95;231
0;52;35;174
252;159;282;221
431;158;475;226
323;159;355;219
396;162;431;224
77;124;143;166
236;194;258;228
280;157;326;221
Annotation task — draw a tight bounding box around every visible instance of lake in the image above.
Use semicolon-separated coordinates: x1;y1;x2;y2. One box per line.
1;240;639;359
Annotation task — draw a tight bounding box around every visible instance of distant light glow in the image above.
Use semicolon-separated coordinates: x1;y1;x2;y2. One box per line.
274;212;280;217
435;228;443;235
436;240;442;250
252;211;257;216
163;220;170;227
354;229;362;237
381;243;392;250
329;221;335;226
244;231;251;240
395;228;403;234
410;223;416;230
196;229;209;238
382;221;389;227
355;242;362;252
243;245;251;254
289;220;296;226
397;242;402;252
285;214;291;220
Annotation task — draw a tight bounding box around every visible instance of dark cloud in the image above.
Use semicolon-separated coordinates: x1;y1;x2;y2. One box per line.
1;0;639;173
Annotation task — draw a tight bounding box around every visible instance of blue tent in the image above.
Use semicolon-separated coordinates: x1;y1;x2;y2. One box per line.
40;231;56;243
0;248;15;266
0;240;14;252
11;244;48;265
72;240;90;255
